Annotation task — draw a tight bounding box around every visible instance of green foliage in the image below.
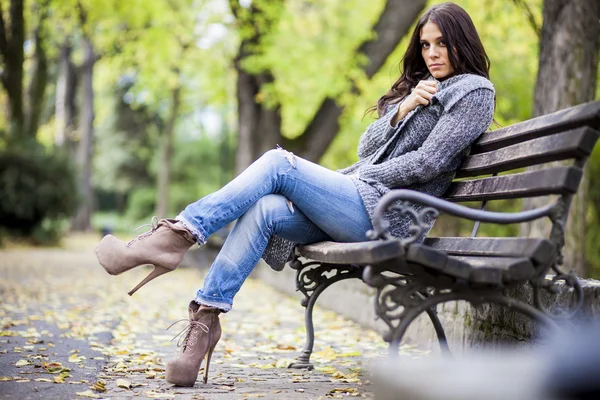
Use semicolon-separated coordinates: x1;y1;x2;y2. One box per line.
124;186;157;222
0;145;78;238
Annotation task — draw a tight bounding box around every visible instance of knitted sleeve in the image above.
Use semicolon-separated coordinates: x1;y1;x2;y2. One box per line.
357;88;495;188
357;102;402;159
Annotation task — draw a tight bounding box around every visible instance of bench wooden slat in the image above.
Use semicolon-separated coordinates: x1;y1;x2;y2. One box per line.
297;240;403;265
423;237;554;265
456;127;599;178
472;101;600;154
406;244;536;285
444;166;582;202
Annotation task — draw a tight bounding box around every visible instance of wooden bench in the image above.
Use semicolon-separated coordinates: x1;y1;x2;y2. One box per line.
288;101;600;369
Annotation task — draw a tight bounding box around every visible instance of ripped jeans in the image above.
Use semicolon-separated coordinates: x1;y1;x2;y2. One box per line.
176;149;373;312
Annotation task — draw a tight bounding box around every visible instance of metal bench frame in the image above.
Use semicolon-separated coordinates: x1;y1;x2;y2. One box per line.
288;101;600;369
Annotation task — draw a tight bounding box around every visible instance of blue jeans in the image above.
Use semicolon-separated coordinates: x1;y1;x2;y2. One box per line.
177;149;372;312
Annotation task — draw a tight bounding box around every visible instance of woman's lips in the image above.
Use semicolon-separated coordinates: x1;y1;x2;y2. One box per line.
430;64;443;69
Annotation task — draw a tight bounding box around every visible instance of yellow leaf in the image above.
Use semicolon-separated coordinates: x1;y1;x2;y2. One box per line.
0;377;12;381
329;388;359;394
145;370;157;379
90;380;106;392
76;390;101;398
337;351;362;357
54;376;66;383
116;378;131;389
68;354;86;363
15;360;30;367
275;358;294;368
35;378;53;382
315;366;337;374
144;391;175;399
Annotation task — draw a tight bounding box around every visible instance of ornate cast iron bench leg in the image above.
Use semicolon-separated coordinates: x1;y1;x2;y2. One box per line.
288;257;364;369
386;291;559;355
424;305;451;356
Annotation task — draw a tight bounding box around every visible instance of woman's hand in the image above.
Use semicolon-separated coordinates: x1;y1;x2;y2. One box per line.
392;80;438;125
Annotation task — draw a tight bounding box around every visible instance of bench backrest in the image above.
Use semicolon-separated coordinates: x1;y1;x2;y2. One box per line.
444;101;600;204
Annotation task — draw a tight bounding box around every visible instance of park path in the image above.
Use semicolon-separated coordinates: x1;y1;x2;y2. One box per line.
0;235;428;399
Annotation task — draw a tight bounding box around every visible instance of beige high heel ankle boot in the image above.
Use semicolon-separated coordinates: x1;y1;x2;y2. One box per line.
166;302;222;386
94;217;196;295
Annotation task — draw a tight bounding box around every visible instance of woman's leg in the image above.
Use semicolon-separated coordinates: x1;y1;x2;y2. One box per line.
177;148;372;245
194;194;331;311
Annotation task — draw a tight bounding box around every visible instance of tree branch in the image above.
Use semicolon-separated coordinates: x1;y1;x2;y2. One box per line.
512;0;541;40
0;1;8;58
228;0;241;20
289;0;427;160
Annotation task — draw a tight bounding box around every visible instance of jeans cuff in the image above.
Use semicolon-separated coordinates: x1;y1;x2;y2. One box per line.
194;293;232;313
175;214;207;245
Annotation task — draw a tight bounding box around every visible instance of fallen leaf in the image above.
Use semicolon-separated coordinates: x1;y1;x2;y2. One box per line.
15;360;30;367
276;344;296;351
275;358;294;368
34;378;53;382
329;388;359;394
68;354;86;363
146;370;157;379
144;391;175;399
54;376;66;383
116;378;131;389
76;390;101;398
90;380;106;392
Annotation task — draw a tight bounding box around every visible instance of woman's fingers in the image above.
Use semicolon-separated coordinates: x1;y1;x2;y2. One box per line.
406;80;438;110
415;88;434;103
416;80;438;94
414;93;430;106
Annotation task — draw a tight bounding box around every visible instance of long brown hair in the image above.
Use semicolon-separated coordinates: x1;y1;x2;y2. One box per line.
370;2;491;117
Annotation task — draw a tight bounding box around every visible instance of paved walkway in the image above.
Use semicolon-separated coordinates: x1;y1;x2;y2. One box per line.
0;236;428;399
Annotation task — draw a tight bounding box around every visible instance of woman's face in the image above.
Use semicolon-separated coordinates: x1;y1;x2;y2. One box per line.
420;21;455;80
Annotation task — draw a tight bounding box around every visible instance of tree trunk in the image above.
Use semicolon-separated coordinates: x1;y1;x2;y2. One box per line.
156;84;181;219
232;0;427;173
72;36;96;231
26;22;48;138
0;0;25;141
521;0;600;277
55;42;78;150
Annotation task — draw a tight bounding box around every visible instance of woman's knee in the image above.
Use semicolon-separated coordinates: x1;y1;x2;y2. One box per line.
258;148;296;169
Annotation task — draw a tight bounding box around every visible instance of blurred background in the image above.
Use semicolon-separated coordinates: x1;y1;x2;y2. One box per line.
0;0;598;274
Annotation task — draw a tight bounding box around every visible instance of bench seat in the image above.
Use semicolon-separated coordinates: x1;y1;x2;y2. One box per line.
297;236;553;285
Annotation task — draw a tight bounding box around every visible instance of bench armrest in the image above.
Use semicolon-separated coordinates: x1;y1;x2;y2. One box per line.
369;189;557;241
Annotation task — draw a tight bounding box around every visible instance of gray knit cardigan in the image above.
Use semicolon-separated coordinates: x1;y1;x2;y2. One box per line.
262;73;496;271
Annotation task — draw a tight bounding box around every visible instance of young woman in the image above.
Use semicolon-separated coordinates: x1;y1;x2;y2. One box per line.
95;2;495;387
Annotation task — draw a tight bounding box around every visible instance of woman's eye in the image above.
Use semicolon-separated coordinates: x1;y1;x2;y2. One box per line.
421;42;430;49
439;40;446;47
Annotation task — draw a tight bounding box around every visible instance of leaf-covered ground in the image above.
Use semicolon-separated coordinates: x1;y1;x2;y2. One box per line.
0;235;428;399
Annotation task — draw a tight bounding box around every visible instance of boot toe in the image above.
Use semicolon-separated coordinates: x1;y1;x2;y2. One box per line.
165;360;198;387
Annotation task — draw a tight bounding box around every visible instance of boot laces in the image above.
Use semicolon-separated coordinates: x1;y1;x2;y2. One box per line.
126;216;160;247
167;319;209;354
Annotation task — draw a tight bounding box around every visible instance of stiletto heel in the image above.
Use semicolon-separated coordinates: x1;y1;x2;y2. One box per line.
203;342;217;384
128;265;171;296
